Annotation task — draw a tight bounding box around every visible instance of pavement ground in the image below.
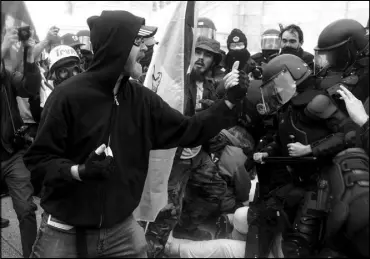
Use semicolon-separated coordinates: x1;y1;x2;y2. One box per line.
1;195;43;258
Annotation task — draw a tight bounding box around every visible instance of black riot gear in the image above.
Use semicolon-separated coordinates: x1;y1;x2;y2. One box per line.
314;19;368;74
197;17;217;40
315;19;369;105
257;54;311;115
249;54;360;258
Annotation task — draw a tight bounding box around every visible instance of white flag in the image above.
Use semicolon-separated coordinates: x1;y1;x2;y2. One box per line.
133;1;198;222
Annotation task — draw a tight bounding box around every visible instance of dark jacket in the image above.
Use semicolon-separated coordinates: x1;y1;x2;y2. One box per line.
1;62;40;160
262;88;347;159
183;74;219;116
357;97;369;154
23;10;238;228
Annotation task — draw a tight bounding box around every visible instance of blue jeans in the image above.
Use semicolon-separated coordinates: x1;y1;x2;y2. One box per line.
1;149;37;258
30;213;148;258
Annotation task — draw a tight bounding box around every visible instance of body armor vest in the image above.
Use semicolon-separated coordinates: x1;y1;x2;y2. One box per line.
277;94;332;157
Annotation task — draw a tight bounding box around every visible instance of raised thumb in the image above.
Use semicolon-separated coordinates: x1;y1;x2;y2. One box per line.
95;144;107;155
232;61;240;71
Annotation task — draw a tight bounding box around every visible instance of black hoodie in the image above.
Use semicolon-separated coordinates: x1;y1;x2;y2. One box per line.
23;10;237;228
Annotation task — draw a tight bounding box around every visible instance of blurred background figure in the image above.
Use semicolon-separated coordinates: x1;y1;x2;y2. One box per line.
76;29;94;71
251;28;281;67
196;17;217;40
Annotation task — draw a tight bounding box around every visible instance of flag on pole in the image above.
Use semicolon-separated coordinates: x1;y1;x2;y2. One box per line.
133;1;198;222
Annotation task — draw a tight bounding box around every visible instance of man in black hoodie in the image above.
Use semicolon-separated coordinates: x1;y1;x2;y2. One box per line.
24;10;248;258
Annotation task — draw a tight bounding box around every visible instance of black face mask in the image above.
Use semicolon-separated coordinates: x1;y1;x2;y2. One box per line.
225;49;251;72
280;46;301;57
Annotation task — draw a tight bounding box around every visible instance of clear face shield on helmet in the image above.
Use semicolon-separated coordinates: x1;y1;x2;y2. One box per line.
256;69;297;115
197;27;216;40
261;35;281;50
314;39;355;75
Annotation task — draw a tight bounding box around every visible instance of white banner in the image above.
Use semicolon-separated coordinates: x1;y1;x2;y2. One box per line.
133;1;198;222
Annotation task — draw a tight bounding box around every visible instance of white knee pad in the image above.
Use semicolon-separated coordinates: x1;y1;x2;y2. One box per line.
232;206;249;240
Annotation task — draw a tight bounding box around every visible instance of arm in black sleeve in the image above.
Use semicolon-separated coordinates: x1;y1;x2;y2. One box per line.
12;62;41;98
359;119;369;154
150;91;238;150
23;90;77;188
305;95;346;157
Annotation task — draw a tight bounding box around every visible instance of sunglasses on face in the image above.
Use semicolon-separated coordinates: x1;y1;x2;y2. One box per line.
133;37;145;47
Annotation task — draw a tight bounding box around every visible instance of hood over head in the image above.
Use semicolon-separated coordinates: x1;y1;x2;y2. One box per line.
86;10;145;90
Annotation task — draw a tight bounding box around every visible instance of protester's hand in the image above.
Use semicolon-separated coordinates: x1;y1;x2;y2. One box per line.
224;61;249;104
78;144;114;181
337;85;369;127
287;142;312;157
1;28;18;55
253;152;269;164
45;26;60;42
199;99;214;108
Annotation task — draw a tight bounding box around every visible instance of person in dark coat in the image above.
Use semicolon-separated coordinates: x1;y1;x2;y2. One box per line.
1;27;40;258
23;10;249;258
274;24;315;70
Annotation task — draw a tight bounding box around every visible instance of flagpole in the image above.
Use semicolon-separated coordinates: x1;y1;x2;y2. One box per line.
144;221;150;234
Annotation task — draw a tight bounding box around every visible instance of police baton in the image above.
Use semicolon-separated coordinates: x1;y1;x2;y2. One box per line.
262;156;317;164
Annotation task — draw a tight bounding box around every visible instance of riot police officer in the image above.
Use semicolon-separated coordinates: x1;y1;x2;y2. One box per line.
315;19;369;104
252;54;355;257
197;17;217;40
251;29;281;67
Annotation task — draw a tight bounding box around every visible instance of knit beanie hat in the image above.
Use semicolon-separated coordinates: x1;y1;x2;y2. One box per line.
227;28;247;50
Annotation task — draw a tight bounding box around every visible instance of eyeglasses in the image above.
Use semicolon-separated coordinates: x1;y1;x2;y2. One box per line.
133;37;145;47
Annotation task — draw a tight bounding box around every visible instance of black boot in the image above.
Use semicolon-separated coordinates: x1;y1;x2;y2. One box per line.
1;217;10;228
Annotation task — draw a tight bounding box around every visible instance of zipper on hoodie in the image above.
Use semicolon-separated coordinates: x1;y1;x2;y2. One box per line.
98;92;120;228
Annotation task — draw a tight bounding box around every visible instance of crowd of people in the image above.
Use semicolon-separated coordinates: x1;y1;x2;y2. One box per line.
1;5;369;259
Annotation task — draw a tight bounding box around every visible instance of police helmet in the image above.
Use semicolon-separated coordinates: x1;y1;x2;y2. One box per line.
257;54;311;115
314;19;368;72
197;17;217;39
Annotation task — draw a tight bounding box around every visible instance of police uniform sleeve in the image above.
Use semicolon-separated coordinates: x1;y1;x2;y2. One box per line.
359;119;369;154
261;134;283;157
149;91;237;150
305;94;346;157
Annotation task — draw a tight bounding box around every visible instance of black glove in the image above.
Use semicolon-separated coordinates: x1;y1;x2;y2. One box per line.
226;70;249;104
78;149;114;181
